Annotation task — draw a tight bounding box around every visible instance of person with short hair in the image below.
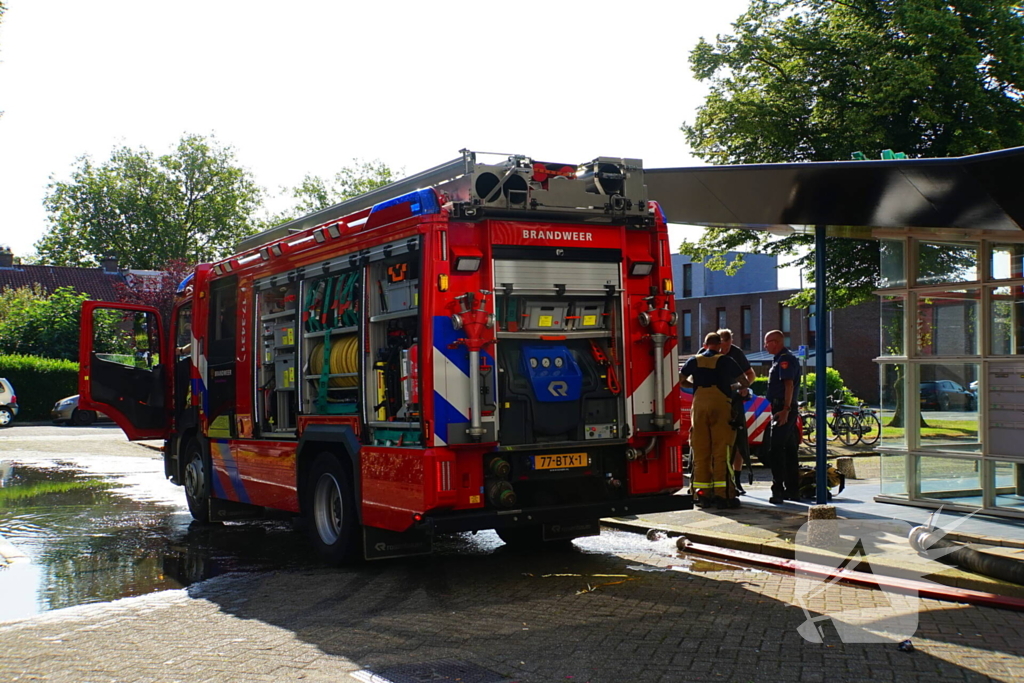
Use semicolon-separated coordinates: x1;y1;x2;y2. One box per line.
718;328;757;494
764;330;801;504
680;332;750;509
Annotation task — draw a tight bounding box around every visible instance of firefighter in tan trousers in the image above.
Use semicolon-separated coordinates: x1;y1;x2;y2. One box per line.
680;332;750;509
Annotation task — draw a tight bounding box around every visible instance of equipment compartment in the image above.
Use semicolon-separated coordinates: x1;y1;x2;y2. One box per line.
256;280;299;434
301;269;361;416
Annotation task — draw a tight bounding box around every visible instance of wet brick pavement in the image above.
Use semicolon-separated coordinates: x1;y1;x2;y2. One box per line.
2;536;1024;683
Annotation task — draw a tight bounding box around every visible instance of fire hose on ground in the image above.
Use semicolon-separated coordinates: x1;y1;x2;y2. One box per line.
908;525;1024;587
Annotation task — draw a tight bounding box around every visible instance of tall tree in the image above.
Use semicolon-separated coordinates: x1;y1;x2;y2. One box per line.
680;0;1024;308
258;159;400;230
37;134;263;270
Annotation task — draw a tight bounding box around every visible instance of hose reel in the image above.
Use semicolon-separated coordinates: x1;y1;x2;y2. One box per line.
310;335;359;387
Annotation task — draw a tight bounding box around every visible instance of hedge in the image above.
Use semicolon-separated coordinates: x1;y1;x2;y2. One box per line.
0;354;79;421
800;368;857;406
750;368;856;406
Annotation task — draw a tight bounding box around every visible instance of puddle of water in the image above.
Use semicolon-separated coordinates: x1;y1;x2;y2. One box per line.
0;457;771;621
576;527;680;556
0;458;317;621
671;554;769;576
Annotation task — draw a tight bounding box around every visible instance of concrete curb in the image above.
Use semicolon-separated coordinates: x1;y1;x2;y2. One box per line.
602;516;1024;600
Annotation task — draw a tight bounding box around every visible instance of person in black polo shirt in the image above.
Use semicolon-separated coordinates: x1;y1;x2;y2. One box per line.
718;328;756;493
764;329;801;504
680;332;750;509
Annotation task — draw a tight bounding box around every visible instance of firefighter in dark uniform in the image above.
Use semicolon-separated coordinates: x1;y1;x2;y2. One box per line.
680;332;750;509
764;329;801;504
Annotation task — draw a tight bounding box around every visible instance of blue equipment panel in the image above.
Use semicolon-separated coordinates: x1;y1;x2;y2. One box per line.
520;345;582;403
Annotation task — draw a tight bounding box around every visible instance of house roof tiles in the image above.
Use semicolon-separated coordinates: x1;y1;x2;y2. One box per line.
0;265;123;302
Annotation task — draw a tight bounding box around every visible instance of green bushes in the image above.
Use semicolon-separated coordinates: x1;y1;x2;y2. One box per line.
800;368;857;406
0;354;79;421
750;367;856;406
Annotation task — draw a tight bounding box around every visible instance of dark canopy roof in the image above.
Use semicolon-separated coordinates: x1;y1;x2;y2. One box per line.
645;146;1024;233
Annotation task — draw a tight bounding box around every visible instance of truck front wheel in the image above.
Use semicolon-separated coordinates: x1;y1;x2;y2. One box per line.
183;440;215;523
305;453;360;564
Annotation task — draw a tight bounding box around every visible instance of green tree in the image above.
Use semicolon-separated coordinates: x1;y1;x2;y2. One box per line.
36;134;262;270
258;159;400;229
680;0;1024;308
0;286;127;361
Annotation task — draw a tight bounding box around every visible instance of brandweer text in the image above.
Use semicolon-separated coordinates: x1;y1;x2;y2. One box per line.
522;230;594;241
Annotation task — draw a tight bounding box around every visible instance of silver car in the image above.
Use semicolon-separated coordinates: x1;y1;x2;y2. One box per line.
0;378;18;428
51;394;107;426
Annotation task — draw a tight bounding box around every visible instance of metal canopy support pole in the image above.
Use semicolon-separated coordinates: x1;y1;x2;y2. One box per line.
815;225;829;505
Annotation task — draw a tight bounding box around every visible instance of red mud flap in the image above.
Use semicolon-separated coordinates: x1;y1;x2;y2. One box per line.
364;525;433;561
681;539;1024;612
543;519;601;541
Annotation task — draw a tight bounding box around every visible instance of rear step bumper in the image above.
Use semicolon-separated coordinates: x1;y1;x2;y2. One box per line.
421;492;692;534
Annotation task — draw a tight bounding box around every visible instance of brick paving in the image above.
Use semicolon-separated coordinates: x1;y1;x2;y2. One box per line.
2;536;1024;683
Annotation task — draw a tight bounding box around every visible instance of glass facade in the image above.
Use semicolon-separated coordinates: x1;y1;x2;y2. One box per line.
916;455;983;505
915;289;979;356
879;240;906;288
880;452;908;496
993;460;1024;511
991;243;1024;280
990;285;1024;355
875;237;1024;519
881;296;904;356
916;241;977;285
878;363;907;449
918;362;979;452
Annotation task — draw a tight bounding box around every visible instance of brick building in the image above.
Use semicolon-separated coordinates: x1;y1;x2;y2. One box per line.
672;253;880;404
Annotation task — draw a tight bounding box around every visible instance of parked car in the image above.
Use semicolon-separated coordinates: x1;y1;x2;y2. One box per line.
920;380;976;411
51;394;108;426
0;378;18;428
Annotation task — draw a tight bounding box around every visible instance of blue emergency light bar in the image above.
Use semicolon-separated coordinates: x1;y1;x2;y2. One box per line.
368;188;440;220
176;272;194;295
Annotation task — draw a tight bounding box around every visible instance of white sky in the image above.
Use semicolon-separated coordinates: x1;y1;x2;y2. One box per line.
0;0;802;285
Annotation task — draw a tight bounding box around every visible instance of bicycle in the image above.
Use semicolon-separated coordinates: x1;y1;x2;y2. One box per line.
799;392;860;446
850;403;881;447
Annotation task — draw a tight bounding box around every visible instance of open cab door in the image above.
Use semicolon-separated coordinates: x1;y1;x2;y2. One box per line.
79;301;170;441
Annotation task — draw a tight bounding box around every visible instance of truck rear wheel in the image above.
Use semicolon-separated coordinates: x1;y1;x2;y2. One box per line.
183;440;215;523
305;453;360;564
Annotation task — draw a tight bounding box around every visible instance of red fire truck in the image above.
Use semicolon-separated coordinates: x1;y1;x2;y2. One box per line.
78;151;688;562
